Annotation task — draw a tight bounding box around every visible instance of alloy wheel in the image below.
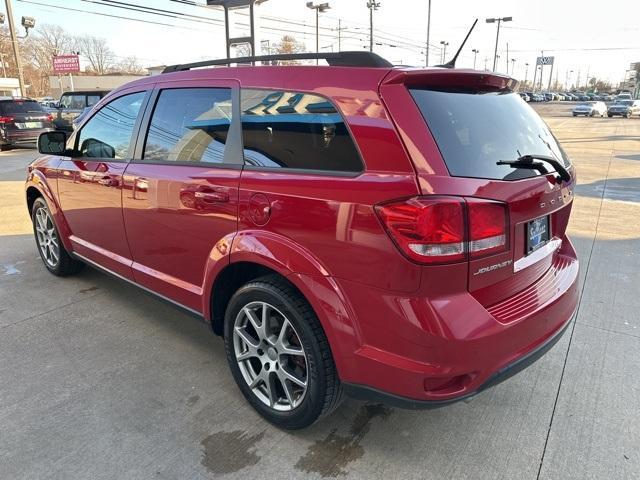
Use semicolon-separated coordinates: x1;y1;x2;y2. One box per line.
232;301;308;411
34;207;59;268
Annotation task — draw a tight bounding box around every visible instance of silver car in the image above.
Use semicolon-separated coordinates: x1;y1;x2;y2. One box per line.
572;101;606;117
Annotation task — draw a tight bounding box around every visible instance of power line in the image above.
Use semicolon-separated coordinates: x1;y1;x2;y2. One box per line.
17;0;214;31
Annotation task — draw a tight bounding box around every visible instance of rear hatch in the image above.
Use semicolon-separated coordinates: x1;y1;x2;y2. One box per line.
380;69;576;307
0;100;53;131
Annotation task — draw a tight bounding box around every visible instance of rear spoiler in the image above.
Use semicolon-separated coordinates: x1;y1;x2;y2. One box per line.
383;69;518;93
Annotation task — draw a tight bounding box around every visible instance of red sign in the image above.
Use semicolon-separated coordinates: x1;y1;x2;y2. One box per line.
53;55;80;74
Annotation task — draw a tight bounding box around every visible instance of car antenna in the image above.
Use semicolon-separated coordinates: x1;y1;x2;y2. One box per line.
437;18;478;69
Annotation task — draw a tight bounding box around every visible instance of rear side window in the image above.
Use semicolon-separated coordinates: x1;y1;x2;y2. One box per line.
240;89;363;173
142;88;232;164
87;95;101;106
0;101;44;114
410;89;570;181
59;94;86;109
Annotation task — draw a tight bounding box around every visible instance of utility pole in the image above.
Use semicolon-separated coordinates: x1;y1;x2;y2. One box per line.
511;58;516;76
425;0;431;66
338;19;341;51
472;48;479;69
524;62;529;88
486;16;512;72
306;2;330;64
506;42;509;73
5;0;26;96
366;2;380;52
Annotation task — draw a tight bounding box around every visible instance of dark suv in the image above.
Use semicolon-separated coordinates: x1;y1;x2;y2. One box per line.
0;98;54;150
52;90;110;131
27;52;579;429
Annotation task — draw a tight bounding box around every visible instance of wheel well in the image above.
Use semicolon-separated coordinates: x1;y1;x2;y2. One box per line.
26;187;42;216
211;262;295;336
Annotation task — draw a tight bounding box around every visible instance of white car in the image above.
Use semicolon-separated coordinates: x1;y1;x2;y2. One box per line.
572;101;607;117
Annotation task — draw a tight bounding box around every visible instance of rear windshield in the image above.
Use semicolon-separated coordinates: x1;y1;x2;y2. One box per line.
0;100;45;114
410;89;570;181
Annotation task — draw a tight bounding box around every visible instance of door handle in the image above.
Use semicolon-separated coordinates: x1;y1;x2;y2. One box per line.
194;190;229;203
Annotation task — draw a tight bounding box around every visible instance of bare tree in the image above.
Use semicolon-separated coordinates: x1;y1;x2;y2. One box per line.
272;35;306;65
25;24;75;73
113;56;145;75
76;35;114;74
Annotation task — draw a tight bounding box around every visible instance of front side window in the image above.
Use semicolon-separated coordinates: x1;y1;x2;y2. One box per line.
142;88;232;164
77;91;145;159
240;89;363;173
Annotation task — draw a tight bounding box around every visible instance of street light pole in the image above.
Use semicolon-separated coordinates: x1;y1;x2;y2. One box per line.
4;0;26;96
366;1;380;52
306;2;331;64
524;62;529;88
439;40;448;63
486;16;512;72
425;0;431;66
472;48;479;69
511;58;516;76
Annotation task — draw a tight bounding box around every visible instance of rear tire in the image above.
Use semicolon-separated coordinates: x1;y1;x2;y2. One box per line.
223;275;343;429
31;197;83;276
0;144;12;151
608;114;613;118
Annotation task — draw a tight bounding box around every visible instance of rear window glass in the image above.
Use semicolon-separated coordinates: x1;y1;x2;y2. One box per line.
240;89;363;173
0;101;44;114
410;89;570;181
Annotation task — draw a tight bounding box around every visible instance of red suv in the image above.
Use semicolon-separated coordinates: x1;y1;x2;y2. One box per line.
26;52;579;429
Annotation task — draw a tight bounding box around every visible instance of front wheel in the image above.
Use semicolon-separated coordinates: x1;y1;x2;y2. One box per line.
32;197;83;276
224;275;343;429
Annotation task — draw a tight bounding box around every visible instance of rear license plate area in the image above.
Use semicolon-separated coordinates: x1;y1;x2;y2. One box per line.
526;215;550;254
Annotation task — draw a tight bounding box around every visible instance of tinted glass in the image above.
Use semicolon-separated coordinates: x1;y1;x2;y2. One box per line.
60;94;86;109
143;88;232;164
0;100;45;114
410;89;570;181
77;92;145;159
87;95;101;106
240;89;363;172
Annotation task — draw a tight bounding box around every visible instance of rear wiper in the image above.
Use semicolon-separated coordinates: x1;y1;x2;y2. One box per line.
497;154;571;182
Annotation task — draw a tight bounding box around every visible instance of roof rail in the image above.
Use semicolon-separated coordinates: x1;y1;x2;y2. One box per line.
162;51;393;73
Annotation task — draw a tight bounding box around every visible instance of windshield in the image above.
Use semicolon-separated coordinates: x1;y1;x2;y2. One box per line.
616;100;633;106
578;102;594;106
410;89;570;181
0;100;45;114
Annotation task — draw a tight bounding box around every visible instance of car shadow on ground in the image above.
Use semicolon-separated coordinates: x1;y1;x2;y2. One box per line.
575;177;640;203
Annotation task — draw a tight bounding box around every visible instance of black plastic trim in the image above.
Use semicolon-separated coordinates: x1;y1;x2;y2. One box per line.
162;51;393;72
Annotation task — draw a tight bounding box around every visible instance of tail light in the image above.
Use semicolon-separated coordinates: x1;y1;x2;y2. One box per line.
0;116;15;124
46;114;54;122
375;196;508;265
467;199;508;258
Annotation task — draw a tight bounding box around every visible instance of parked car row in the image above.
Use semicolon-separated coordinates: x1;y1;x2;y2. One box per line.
519;91;622;102
572;100;640;118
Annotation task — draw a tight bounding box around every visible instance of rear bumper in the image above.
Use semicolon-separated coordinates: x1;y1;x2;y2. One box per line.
343;310;574;409
1;127;53;145
335;236;580;407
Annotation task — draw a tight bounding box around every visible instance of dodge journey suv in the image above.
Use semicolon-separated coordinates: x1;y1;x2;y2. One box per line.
26;52;579;429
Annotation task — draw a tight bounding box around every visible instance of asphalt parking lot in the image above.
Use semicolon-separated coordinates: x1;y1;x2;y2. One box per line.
1;102;639;480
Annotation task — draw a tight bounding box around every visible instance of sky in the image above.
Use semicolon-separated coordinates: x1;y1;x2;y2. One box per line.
10;0;640;87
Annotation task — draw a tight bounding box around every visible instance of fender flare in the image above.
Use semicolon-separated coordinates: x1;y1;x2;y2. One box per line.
201;230;362;377
25;171;74;252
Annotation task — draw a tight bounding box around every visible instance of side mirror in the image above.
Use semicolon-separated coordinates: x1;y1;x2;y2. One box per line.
38;131;68;155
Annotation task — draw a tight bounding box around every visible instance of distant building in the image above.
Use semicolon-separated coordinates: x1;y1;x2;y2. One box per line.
146;65;167;76
48;74;145;99
0;78;21;97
